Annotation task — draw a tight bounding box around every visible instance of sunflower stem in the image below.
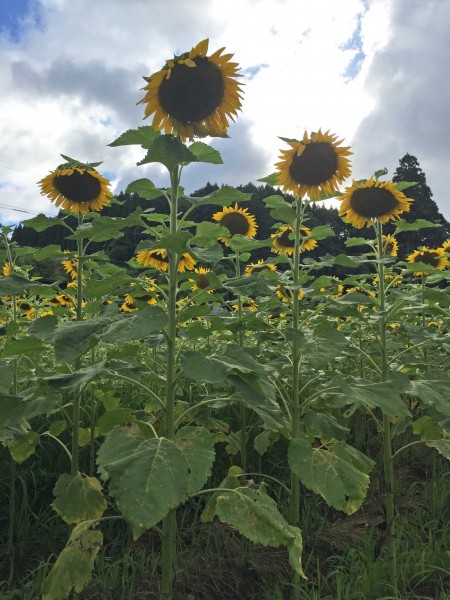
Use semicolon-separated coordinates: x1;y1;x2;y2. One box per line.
160;166;180;600
234;249;248;472
70;213;84;477
289;197;305;600
376;222;398;597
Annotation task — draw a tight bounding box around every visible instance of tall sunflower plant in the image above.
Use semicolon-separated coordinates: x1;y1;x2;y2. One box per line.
37;40;306;600
337;173;450;596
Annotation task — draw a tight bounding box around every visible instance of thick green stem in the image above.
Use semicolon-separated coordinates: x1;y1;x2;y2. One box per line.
160;167;180;600
376;223;397;596
70;215;84;477
289;198;304;600
234;250;248;471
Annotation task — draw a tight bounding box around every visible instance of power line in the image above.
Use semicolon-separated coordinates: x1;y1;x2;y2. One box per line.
0;203;41;215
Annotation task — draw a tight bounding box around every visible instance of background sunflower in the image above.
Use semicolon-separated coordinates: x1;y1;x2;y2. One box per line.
271;225;317;255
38;158;111;215
406;246;448;275
136;248;195;272
339;177;413;228
275;130;351;199
213;203;257;244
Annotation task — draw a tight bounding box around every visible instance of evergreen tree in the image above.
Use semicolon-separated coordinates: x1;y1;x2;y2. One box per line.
391;154;450;256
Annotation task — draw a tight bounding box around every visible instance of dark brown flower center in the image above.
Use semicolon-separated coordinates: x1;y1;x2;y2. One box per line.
158;57;224;123
195;274;210;289
250;265;269;273
152;251;169;263
385;242;394;254
416;251;440;267
350;187;397;218
276;228;294;248
220;212;250;236
53;170;101;203
289;142;338;186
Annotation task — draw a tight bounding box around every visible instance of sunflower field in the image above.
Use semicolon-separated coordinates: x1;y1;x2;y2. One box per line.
1;39;450;600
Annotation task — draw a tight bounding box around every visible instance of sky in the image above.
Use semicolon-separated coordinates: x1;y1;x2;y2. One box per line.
0;0;449;226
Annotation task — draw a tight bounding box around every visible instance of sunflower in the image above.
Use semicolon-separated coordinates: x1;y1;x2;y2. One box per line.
441;240;450;254
213;203;258;244
136;248;195;272
18;302;36;320
2;263;11;276
61;252;79;280
245;259;277;276
372;274;402;288
376;234;399;257
275;286;305;303
138;38;243;141
275;130;351;200
271;225;317;255
232;298;258;311
319;276;344;298
190;267;213;292
39;160;112;215
406;246;448;275
121;294;138;312
339;177;413;229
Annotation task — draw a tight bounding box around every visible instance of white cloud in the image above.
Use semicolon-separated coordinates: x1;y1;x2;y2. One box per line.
0;0;449;227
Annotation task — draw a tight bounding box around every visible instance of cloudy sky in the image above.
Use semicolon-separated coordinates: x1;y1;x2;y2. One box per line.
0;0;449;226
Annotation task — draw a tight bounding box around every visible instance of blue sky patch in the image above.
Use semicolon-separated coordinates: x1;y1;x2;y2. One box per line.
0;0;40;42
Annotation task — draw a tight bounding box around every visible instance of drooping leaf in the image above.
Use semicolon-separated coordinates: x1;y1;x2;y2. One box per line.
186;186;252;206
0;392;61;427
41;523;103;600
288;435;374;514
21;213;69;232
339;379;411;418
52;473;107;524
215;486;305;578
302;328;348;369
201;466;243;523
9;430;39;463
175;426;215;496
97;424;189;538
406;379;450;422
2;335;45;358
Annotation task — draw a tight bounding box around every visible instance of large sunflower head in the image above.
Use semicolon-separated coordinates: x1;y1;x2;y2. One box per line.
245;259;277;276
38;157;112;215
275;130;352;200
138;39;243;141
338;177;413;229
212;203;258;244
406;246;448;275
271;225;317;255
135;248;196;272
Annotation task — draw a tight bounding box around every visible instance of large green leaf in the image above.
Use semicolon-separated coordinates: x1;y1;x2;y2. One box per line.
97;425;189;538
429;439;450;461
188;141;223;164
66;216;130;243
9;430;39;463
0;392;61;427
185;186;252;206
215;486;305;578
406;379;450;422
53;314;117;363
394;218;442;234
302;327;348;369
175;426;215;496
138;135;197;170
126;178;166;200
338;379;411;418
288;435;374;514
108;126;160;148
41;523;103;600
21;213;69;232
0;274;35;295
2;335;45;358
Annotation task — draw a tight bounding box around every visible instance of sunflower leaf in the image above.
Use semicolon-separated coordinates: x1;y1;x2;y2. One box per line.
214;486;305;578
258;173;279;186
97;425;190;538
288;435;374;514
52;473;107;525
393;181;417;192
188;142;223;164
108;126;161;148
41;523;103;600
126;178;166;200
186;186;252;206
175;426;215;496
21;214;71;232
394;219;442;234
137;135;197;170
